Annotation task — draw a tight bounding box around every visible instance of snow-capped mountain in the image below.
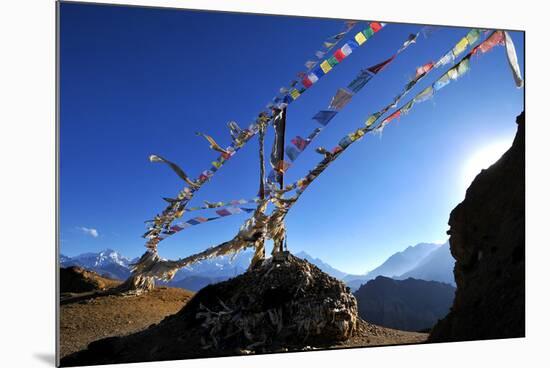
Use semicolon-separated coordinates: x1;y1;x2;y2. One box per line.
60;249;135;280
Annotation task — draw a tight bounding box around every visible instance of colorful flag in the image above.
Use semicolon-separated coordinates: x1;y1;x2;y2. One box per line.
466;29;480;45
370;22;383;33
291;136;309;151
415;62;434;78
473;31;504;54
216;208;232;217
414;85;434;103
327;55;340;66
347;70;373;93
400;100;415;115
365;113;380;128
362;27;374;40
329;88;354;110
286;146;300;162
435;50;454;68
290;89;301;100
382;110;401;125
452;37;469;57
307;73;319;84
341;43;353;56
368;55;396;74
313;66;325;79
355;31;367;45
433;73;451;90
333;49;345;62
320;60;332;73
302;77;313;88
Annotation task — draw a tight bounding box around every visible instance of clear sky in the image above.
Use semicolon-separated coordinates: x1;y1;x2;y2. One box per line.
59;2;524;274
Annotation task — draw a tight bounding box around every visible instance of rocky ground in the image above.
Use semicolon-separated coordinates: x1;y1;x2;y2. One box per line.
60;254;427;366
60;286;193;358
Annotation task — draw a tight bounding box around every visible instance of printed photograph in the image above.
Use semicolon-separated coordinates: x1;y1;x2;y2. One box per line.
57;2;525;366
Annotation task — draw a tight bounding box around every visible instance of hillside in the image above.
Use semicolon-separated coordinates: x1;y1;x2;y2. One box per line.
59;286;193;359
354;276;455;332
60;266;121;293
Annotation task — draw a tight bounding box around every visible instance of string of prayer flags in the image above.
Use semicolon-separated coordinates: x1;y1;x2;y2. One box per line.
149;154;199;188
282;28;423;165
312;110;338;126
164;207;256;236
504;31;524;88
272;21;386;109
329;88;354;110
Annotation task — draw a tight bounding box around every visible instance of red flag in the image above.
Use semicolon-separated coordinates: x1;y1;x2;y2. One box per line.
370;22;383;33
368;55;396;74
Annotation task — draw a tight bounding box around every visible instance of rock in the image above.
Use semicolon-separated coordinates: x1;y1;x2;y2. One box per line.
429;112;525;342
61;253;358;366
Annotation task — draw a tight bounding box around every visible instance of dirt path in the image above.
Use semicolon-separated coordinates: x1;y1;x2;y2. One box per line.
59;287;193;358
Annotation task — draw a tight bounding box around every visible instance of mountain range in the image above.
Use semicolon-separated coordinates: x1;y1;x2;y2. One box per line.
60;241;455;291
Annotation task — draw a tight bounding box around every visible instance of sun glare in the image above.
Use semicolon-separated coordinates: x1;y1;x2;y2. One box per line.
462;140;512;192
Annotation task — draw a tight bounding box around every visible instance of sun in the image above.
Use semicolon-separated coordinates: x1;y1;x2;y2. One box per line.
461;140;512;192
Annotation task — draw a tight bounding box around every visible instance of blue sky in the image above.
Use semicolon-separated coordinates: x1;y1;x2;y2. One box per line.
59;2;524;274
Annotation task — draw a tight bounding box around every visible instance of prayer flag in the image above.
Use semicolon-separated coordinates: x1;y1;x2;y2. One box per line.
308;73;319;84
368;55;396;74
504;31;524;88
329;88;354;110
355;31;367;45
466;29;480;45
362;27;374;39
291;136;309;151
290;89;301;100
313;110;338;126
452;37;469;57
286;146;300;162
333;49;346;62
320;60;333;73
370;22;383;32
347;70;373;93
414;85;434;103
328;55;340;66
341;43;353;56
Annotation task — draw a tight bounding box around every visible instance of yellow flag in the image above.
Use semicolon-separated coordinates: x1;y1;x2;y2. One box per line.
320;60;333;74
452;37;469;57
355;31;367;45
290;89;301;100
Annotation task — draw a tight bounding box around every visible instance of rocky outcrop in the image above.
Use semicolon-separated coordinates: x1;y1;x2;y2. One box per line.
61;253;358;366
60;266;120;293
430;112;525;341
